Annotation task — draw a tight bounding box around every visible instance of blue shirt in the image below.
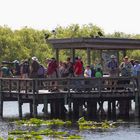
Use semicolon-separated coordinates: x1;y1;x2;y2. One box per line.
132;64;140;76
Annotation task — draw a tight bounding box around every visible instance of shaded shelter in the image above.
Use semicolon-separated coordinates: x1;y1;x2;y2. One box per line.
47;37;140;73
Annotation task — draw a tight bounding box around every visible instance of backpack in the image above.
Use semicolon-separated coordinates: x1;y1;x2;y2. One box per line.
37;65;45;76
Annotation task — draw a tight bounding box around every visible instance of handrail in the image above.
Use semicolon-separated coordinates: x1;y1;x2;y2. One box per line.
0;76;138;95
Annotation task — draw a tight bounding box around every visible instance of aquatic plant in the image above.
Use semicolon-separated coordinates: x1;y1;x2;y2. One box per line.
44;119;65;126
15;118;72;127
67;134;82;139
9;130;28;135
65;121;72;126
9;129;69;139
7;136;14;140
34;135;43;140
101;120;111;129
16;138;24;140
77;117;114;130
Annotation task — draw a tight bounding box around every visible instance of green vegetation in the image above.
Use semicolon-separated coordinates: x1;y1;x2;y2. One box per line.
15;118;72;127
0;24;140;64
77;117;114;130
0;117;119;139
9;128;81;140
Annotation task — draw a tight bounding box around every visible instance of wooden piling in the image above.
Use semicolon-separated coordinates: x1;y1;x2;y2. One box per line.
107;101;112;120
32;80;38;117
0;93;3;119
87;99;97;120
73;99;79;120
112;101;116;120
18;95;22;119
135;75;140;117
43;96;48;118
29;102;33;117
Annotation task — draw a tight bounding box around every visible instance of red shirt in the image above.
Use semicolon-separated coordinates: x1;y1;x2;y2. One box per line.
74;60;83;75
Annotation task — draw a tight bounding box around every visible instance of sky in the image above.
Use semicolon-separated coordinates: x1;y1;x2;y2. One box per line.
0;0;140;34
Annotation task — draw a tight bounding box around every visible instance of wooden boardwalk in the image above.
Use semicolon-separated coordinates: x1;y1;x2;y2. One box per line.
0;76;139;120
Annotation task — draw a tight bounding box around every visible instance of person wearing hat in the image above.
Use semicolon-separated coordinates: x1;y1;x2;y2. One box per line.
12;60;21;77
107;55;118;77
119;56;133;77
30;56;40;78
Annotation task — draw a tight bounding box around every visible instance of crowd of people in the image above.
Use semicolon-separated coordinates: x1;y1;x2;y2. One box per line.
0;55;140;80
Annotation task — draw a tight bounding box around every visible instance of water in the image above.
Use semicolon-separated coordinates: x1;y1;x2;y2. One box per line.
81;123;140;140
1;102;140;140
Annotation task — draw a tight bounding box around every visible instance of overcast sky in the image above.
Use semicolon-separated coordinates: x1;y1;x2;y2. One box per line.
0;0;140;34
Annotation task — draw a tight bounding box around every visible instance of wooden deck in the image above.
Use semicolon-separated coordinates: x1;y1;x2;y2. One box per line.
0;76;139;120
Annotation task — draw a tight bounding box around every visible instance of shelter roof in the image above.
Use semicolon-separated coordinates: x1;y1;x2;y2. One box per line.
47;37;140;50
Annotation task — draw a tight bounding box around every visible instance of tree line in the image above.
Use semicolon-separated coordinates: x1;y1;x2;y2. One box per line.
0;24;140;65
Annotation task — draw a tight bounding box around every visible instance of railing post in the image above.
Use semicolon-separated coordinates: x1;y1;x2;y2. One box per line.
0;79;3;119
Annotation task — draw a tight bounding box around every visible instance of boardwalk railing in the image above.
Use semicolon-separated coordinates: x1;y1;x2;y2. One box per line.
0;76;139;119
0;76;138;95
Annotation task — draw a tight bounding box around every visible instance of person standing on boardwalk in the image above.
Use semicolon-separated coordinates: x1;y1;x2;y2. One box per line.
73;57;83;77
119;56;133;78
107;55;118;77
84;65;91;78
30;56;40;78
47;58;59;91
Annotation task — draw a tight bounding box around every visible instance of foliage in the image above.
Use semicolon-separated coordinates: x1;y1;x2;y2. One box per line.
0;24;140;65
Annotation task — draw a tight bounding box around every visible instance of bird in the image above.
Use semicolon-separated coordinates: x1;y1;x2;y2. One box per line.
98;31;103;37
44;33;50;40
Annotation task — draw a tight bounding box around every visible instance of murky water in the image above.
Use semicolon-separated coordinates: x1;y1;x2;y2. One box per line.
1;102;140;140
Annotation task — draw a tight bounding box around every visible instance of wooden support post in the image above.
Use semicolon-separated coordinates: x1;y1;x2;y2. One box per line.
87;48;91;65
32;80;37;117
0;79;3;119
0;94;3;119
79;104;83;118
17;80;22;119
50;100;56;118
71;48;75;63
60;99;66;119
55;48;59;62
43;95;48;118
73;99;79;120
18;95;22;119
87;100;97;120
29;102;33;117
33;99;37;117
97;101;105;117
135;73;140;117
108;101;112;120
112;101;116;120
119;100;129;118
68;98;72;119
122;50;126;57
